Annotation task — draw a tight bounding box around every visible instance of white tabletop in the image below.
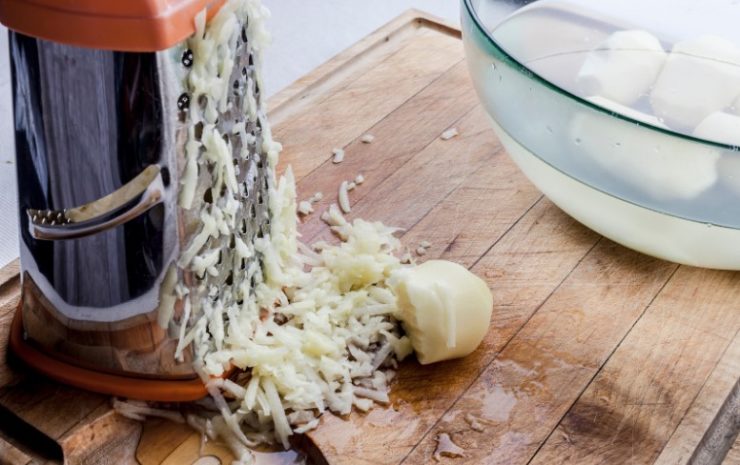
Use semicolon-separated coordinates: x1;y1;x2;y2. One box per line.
0;1;459;269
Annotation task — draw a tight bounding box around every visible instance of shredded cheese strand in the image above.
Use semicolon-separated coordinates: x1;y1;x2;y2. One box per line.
158;1;414;461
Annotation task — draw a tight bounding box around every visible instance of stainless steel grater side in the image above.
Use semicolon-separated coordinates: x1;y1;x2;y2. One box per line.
2;0;270;398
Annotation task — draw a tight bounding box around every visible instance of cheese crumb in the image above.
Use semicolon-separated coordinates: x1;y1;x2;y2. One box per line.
297;201;314;216
415;247;427;256
332;148;345;163
355;174;365;184
320;210;331;224
310;192;323;203
441;127;459;140
361;134;375;144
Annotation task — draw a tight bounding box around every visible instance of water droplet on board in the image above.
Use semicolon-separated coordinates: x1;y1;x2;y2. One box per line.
433;433;465;461
465;413;486;432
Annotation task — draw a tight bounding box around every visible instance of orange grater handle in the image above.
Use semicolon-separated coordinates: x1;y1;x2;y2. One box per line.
0;0;225;51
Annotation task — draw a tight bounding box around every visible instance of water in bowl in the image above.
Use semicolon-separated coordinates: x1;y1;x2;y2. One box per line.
464;0;740;269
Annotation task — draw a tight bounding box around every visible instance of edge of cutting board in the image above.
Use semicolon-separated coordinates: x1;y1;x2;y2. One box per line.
268;9;461;123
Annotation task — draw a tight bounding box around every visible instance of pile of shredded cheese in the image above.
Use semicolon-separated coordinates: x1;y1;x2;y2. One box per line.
146;1;414;463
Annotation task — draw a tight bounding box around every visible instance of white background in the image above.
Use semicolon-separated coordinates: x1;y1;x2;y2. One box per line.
0;2;460;269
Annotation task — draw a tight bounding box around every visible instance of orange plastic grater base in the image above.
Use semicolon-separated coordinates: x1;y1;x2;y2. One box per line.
9;307;209;402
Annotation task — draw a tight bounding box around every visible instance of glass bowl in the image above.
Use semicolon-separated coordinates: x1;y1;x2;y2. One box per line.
462;0;740;269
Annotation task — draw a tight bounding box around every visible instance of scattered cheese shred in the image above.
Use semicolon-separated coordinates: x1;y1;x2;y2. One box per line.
297;200;314;216
360;134;375;144
158;2;416;461
338;180;352;213
310;192;323;203
332;148;345;163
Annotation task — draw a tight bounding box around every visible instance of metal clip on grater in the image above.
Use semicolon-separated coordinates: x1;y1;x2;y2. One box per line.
0;0;270;400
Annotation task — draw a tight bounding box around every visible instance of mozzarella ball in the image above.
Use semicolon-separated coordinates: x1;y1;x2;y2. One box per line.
694;112;740;195
694;112;740;146
391;260;492;365
577;30;666;106
650;35;740;130
570;103;720;200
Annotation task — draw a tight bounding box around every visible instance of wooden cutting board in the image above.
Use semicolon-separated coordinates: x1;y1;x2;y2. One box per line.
1;11;739;465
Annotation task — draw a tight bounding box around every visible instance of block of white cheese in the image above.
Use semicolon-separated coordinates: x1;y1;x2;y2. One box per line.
570;103;720;200
391;260;492;365
577;30;666;106
694;112;740;195
651;35;740;130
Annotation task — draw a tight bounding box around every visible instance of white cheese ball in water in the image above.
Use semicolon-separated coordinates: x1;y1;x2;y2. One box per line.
651;35;740;130
391;260;492;365
577;30;666;106
570;101;720;200
694;112;740;195
694;112;740;146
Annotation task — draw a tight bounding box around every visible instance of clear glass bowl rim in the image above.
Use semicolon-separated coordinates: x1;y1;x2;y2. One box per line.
461;0;740;151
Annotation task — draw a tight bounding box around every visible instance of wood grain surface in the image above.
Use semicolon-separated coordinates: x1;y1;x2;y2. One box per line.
0;11;738;465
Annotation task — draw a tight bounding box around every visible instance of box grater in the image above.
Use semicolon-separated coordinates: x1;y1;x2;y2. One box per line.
0;0;270;400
